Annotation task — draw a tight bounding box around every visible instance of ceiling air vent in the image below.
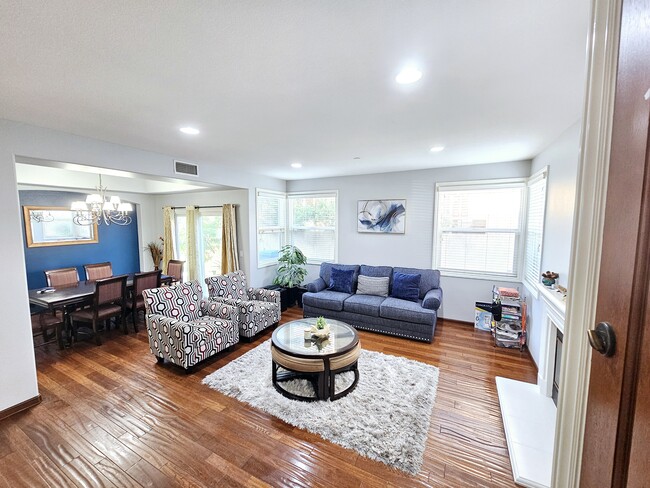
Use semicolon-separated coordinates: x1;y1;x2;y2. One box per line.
174;160;199;177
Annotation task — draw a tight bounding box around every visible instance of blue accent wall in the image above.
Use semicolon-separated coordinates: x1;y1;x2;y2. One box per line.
20;190;140;289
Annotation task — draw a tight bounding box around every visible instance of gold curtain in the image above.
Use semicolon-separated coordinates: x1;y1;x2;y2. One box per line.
162;206;175;274
221;204;240;274
186;205;199;281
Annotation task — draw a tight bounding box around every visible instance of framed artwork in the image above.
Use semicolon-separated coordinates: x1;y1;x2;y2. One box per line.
357;199;406;234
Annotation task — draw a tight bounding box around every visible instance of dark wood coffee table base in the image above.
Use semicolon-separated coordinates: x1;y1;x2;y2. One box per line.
271;342;361;402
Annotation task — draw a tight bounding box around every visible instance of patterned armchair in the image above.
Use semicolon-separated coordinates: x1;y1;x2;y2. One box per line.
143;280;239;372
205;270;281;340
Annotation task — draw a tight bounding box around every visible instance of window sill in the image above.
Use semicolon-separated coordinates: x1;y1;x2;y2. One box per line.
439;270;522;282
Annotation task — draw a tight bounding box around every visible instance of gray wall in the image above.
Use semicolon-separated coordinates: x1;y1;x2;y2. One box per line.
524;121;581;367
287;160;532;322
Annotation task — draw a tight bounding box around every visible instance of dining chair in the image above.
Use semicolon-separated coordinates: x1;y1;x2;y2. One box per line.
69;274;128;345
84;262;113;282
44;267;80;287
126;270;161;330
166;260;185;284
30;304;64;348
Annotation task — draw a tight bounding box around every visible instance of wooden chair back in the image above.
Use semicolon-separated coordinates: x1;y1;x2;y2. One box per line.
95;275;127;307
84;262;113;282
167;260;185;283
133;270;162;297
44;267;79;287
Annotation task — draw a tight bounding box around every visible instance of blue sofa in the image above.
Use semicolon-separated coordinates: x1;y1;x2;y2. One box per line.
302;263;443;342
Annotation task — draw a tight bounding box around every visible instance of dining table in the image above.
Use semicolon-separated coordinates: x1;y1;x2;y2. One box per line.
28;273;173;349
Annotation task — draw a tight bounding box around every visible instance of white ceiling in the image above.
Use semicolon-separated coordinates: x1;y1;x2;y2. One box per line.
0;1;590;181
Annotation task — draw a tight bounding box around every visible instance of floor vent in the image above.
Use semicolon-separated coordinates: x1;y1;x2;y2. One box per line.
174;160;199;176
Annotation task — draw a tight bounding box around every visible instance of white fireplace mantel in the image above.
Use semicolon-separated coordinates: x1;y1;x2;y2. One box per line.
537;283;566;398
537;283;566;333
496;284;567;488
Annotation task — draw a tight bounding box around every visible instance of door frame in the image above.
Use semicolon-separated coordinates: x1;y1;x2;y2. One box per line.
553;0;622;486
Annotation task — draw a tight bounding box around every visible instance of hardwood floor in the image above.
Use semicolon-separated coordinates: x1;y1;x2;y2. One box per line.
2;307;537;487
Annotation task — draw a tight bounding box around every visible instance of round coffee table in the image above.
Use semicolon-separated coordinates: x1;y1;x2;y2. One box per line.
271;318;360;401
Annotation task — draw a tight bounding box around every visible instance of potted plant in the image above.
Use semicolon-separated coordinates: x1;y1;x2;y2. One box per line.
273;245;308;309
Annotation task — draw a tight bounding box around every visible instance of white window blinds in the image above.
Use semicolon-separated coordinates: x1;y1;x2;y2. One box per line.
288;192;337;263
523;168;548;292
256;190;286;267
434;181;526;279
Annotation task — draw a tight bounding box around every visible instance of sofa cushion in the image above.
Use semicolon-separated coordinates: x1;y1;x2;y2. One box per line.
343;294;385;317
329;267;356;293
391;272;421;302
302;290;351;312
359;265;393;279
393;267;440;299
380;297;437;326
319;263;359;289
356;275;389;297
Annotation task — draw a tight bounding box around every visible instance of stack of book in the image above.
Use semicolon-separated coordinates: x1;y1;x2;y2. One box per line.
492;287;527;350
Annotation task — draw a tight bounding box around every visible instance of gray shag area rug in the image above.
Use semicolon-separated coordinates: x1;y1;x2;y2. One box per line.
202;339;439;474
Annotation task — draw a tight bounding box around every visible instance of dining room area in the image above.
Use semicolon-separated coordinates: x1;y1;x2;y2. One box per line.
17;158;250;354
23;185;173;350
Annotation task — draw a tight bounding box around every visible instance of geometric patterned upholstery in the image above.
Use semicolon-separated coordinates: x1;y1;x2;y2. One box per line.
205;270;281;339
143;280;239;370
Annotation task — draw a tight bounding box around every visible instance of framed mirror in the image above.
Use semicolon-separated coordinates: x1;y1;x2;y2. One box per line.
23;206;99;248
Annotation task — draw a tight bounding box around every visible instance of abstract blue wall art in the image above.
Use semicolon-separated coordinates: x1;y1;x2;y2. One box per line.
357;199;406;234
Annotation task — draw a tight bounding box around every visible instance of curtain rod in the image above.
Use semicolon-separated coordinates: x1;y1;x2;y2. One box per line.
165;205;238;210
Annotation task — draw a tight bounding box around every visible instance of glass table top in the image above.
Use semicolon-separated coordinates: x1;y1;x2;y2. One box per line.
272;318;357;357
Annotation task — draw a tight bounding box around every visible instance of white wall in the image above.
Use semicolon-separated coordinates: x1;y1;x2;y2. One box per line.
523;121;581;367
0;155;39;412
287;160;531;322
0;118;285;414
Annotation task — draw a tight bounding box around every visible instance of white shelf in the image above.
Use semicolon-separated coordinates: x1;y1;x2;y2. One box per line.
496;377;556;488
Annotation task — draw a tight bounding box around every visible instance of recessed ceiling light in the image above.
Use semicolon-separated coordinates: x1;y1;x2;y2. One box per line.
291;162;302;168
429;145;445;153
179;127;200;135
395;67;422;85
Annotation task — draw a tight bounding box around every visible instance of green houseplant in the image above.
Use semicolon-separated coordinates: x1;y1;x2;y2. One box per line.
273;245;308;308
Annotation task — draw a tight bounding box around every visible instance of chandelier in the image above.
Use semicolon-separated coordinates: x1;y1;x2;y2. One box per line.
71;175;133;226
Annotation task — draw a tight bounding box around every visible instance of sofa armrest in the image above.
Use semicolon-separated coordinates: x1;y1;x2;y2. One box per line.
306;278;327;293
422;288;443;311
248;287;281;305
201;299;238;322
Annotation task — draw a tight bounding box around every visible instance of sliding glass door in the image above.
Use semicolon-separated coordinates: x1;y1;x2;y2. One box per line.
174;207;223;285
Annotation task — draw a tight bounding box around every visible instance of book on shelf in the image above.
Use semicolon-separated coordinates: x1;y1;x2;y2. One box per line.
497;287;520;298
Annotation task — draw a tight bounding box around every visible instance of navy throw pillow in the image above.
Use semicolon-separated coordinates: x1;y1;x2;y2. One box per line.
329;267;356;294
391;272;421;302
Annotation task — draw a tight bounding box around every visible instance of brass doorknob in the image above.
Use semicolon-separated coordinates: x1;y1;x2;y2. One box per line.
587;322;616;357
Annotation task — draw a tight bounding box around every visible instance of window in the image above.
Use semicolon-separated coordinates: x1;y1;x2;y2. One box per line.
433;180;526;279
256;189;338;267
174;207;223;282
288;192;337;263
174;210;188;280
257;190;286;267
198;208;223;279
523;168;548;295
